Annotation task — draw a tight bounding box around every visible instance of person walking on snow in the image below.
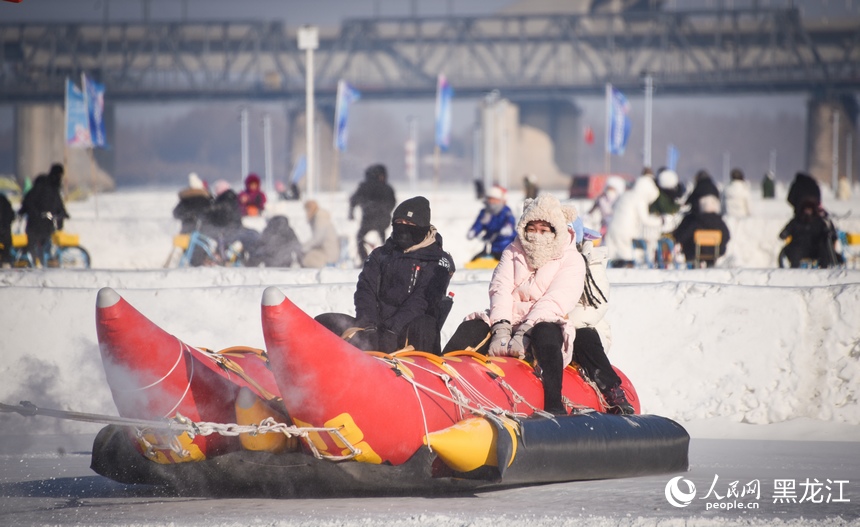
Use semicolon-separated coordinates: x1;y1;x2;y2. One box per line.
349;164;397;262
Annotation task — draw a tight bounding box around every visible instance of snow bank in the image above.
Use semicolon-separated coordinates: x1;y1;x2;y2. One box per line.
1;186;859;442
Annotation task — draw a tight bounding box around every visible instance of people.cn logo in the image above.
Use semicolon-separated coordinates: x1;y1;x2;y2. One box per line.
665;476;697;507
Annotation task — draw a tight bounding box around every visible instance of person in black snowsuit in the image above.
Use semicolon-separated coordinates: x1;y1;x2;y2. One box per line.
18;164;69;265
685;170;720;216
247;215;303;267
779;197;841;268
349;164;396;262
316;196;455;355
786;172;822;217
201;182;259;265
172;173;212;235
672;194;730;267
0;192;14;266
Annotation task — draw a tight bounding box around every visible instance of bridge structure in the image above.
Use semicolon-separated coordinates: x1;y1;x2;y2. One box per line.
2;5;858;189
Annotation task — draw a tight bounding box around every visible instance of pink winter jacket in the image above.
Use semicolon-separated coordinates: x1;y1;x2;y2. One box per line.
474;229;586;365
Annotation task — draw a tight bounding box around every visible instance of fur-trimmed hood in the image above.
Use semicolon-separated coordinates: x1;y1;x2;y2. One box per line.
515;194;578;269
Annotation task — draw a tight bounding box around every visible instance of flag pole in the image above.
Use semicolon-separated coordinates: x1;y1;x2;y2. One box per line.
89;147;99;219
63;78;70;198
604;83;611;174
434;145;440;191
81;73;99;219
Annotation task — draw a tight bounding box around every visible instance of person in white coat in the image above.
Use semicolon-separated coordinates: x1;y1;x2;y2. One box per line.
603;175;661;267
301;200;340;268
722;168;751;218
568;219;634;414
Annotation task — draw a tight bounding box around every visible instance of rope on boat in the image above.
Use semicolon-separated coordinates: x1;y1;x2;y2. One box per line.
369;355;523;435
0;401;361;462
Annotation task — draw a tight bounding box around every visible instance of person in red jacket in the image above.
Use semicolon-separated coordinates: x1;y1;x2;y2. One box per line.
238;173;267;216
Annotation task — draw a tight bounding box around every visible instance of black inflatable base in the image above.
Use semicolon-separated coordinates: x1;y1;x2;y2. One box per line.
91;413;690;498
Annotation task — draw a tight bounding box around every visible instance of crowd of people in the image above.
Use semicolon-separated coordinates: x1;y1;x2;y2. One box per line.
590;166;847;270
170;164;399;269
173;164;639;415
3;158;854;418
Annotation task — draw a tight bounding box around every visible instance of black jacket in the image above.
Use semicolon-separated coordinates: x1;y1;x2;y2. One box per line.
349;179;396;230
249;216;303;267
205;190;243;229
0;193;13;261
173;188;213;233
19;173;68;237
779;212;837;267
673;212;730;262
354;233;454;335
685;177;720;215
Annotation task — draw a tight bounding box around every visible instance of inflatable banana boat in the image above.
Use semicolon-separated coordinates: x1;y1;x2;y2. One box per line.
90;287;689;497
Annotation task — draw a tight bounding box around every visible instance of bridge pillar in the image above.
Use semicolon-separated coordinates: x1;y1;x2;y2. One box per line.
15;104;65;186
517;99;582;176
286;105;336;194
806;94;858;191
479;97;576;193
14;102;116;192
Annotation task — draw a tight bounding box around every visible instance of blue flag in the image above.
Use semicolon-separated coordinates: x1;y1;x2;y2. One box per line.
65;78;92;148
607;85;631;156
290;156;307;184
435;74;453;152
83;74;107;148
667;144;679;171
333;80;361;152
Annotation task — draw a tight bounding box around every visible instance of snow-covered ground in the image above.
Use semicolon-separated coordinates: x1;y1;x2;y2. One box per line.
1;182;860;525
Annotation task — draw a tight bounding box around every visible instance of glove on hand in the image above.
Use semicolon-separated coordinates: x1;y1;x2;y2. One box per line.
508;323;532;359
488;321;512;357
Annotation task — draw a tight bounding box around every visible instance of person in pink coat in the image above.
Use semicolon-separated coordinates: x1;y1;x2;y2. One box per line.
443;194;585;414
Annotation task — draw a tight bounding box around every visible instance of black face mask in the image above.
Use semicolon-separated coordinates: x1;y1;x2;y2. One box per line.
391;223;429;250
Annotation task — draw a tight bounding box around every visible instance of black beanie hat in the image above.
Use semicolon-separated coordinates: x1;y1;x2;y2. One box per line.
392;196;431;228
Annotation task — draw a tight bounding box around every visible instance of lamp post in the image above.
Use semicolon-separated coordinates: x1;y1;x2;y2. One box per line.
263;112;273;200
240;106;249;188
643;72;653;170
298;25;318;197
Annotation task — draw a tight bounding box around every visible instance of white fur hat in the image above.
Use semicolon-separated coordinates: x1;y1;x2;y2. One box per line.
657;169;679;190
188;172;204;190
516;194;577;268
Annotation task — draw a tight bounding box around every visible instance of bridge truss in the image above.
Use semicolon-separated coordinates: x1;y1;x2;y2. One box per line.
1;7;858;103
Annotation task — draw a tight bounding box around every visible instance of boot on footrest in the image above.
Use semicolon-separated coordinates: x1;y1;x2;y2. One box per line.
603;386;635;415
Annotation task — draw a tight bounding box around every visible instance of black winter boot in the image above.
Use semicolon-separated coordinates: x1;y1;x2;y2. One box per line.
603;386;635;415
